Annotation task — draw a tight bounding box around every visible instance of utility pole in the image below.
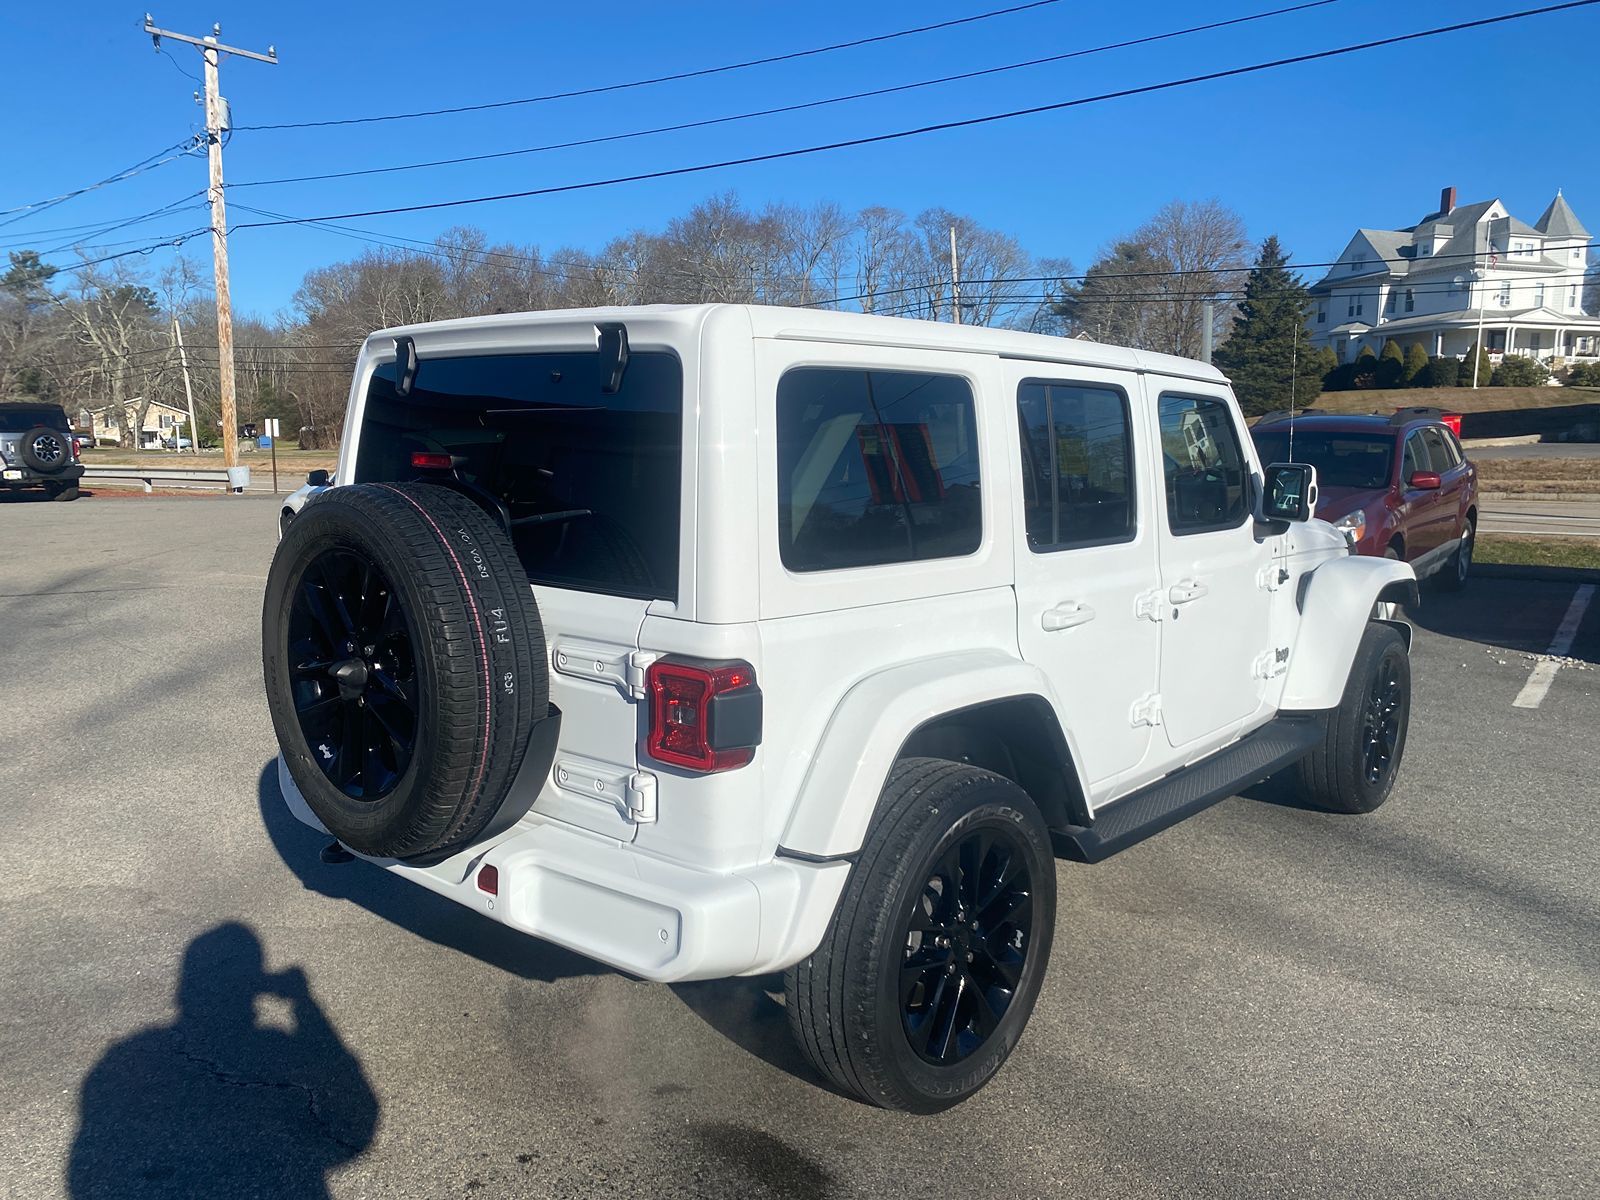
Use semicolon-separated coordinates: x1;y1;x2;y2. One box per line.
143;15;277;471
949;225;962;324
1472;247;1490;389
171;318;199;456
1201;301;1215;363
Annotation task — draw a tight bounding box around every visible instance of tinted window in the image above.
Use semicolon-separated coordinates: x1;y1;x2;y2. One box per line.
356;351;682;601
1402;432;1425;481
1017;381;1134;550
0;405;69;430
1251;430;1395;489
1159;394;1249;533
1420;427;1455;472
777;367;981;572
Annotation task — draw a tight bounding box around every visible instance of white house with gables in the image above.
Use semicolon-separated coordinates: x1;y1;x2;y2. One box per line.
1308;187;1600;366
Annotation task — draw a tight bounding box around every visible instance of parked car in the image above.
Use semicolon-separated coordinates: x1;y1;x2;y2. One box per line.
1251;408;1477;590
263;306;1416;1112
161;436;193;450
0;402;84;501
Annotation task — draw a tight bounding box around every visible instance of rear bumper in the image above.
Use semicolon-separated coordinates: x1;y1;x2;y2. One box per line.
0;464;83;487
276;756;850;982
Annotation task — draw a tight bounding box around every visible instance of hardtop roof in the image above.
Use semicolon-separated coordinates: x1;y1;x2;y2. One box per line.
365;303;1228;387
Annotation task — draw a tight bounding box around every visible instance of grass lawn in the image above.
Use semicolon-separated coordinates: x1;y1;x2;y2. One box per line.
1474;457;1600;495
1307;386;1600;414
1475;535;1600;570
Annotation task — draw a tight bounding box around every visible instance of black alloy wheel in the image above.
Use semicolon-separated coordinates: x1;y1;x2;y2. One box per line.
900;824;1036;1065
1361;654;1404;786
286;547;418;800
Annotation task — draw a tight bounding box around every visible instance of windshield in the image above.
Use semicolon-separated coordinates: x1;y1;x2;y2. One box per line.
1251;430;1394;490
355;350;682;601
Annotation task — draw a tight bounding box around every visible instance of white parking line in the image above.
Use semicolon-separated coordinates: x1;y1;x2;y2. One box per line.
1512;584;1597;710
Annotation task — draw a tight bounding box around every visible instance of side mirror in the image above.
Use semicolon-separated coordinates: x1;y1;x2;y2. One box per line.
1262;462;1318;522
306;469;330;487
1408;471;1442;490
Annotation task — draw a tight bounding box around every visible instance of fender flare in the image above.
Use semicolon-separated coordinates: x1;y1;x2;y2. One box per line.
1281;555;1417;710
777;650;1085;859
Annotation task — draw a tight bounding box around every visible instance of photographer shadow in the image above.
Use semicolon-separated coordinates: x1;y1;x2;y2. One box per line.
68;923;376;1199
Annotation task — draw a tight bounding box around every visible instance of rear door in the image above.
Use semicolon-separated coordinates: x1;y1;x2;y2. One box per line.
1421;426;1470;546
1149;387;1275;754
1007;364;1160;793
353;345;688;843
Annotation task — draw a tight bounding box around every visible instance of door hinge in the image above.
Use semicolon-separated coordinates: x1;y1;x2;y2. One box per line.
554;758;658;824
1129;693;1162;728
1134;589;1166;622
552;640;659;700
1252;647;1291;679
1257;564;1291;592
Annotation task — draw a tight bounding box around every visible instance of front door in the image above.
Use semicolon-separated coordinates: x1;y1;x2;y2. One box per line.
1150;387;1275;753
1008;365;1160;793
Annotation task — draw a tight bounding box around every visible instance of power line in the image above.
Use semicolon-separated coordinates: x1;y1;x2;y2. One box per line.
0;139;199;228
230;1;1338;189
234;0;1067;132
228;3;1600;234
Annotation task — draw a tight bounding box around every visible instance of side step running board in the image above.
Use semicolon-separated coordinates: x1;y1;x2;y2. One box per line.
1054;714;1326;863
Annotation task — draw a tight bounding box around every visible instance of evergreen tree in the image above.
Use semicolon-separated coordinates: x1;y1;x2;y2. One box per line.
1212;235;1313;415
1377;339;1405;388
1462;343;1494;387
1425;356;1460;387
1403;342;1429;386
1353;345;1379;388
1305;346;1338;394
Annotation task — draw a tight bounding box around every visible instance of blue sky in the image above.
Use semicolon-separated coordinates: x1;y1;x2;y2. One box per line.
4;0;1597;320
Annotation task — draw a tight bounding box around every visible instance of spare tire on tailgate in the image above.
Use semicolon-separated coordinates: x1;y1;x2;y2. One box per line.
263;482;549;860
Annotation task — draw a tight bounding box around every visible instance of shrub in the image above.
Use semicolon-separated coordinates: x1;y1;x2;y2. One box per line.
1403;342;1430;385
1461;344;1494;386
1377;340;1405;388
1424;356;1460;388
1564;361;1600;387
1491;355;1551;387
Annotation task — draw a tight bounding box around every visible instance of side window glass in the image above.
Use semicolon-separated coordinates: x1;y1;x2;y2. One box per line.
776;367;982;572
1421;427;1454;472
1158;394;1248;533
1401;433;1423;481
1443;430;1465;467
1016;381;1135;551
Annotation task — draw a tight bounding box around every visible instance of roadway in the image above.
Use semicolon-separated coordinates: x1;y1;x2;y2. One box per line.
1;496;1596;1199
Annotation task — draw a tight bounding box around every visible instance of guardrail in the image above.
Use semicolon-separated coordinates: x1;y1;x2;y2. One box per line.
81;465;238;494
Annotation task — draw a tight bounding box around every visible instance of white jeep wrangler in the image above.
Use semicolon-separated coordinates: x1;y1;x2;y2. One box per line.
264;305;1417;1112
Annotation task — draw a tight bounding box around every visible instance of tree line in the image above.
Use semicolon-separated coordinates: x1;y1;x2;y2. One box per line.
9;189;1469;443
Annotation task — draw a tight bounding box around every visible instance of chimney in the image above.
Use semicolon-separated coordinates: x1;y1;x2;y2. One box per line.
1440;185;1457;215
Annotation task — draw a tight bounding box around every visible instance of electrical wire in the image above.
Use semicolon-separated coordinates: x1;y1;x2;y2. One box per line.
0;139;200;228
227;3;1600;233
234;0;1068;132
229;1;1339;189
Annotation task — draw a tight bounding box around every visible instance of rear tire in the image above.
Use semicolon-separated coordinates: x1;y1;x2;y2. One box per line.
1435;516;1473;592
1296;623;1410;814
263;482;548;860
48;482;80;502
785;758;1055;1113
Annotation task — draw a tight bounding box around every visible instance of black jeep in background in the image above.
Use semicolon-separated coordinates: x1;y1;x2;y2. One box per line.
0;403;84;501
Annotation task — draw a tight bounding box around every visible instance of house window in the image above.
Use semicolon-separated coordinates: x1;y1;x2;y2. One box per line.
1351;255;1367;272
1498;281;1512;307
1534;283;1545;308
1571;286;1580;309
1404;288;1415;313
1316;302;1327;325
1573;248;1583;261
1385;291;1396;314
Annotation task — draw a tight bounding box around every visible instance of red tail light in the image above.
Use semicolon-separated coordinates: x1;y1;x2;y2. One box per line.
646;658;762;772
411;451;455;470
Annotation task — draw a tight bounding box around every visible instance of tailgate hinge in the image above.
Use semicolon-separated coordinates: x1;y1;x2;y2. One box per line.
625;650;660;700
1129;693;1162;728
552;639;658;700
1134;589;1166;622
626;772;658;824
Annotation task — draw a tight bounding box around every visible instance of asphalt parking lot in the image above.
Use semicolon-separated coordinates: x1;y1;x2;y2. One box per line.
2;494;1597;1199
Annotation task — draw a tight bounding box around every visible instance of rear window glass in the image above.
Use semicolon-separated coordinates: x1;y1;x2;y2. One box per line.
0;405;68;430
355;351;682;601
776;367;981;572
1251;430;1395;489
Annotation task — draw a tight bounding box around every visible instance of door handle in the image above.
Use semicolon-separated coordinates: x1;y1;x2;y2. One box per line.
1041;602;1096;631
1169;578;1209;604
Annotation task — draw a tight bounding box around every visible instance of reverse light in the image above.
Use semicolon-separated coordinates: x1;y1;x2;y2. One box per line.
1333;511;1367;546
646;658;762;772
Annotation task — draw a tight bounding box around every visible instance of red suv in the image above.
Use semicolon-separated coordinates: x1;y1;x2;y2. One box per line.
1251;408;1477;590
